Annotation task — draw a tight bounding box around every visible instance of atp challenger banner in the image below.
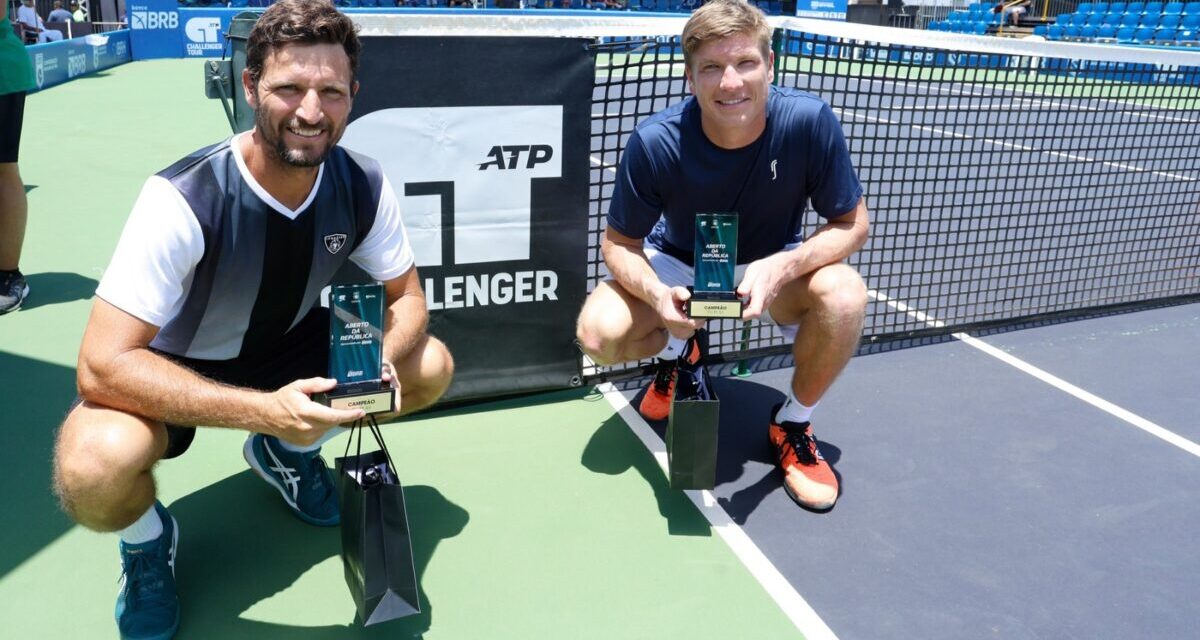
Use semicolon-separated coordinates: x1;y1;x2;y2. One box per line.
340;37;593;402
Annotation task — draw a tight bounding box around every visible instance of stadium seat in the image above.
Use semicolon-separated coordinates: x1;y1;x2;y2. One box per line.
1099;23;1118;37
1177;26;1198;39
1093;2;1109;12
1103;11;1124;23
1143;13;1162;26
1144;2;1164;13
1065;24;1083;38
1187;1;1200;13
974;21;989;34
1081;24;1100;38
1034;24;1049;36
1121;13;1141;25
1074;13;1092;25
1048;24;1065;39
1157;25;1178;38
1086;12;1106;24
1165;1;1184;13
1110;1;1127;12
1162;13;1182;26
1126;1;1145;13
1117;25;1137;40
1136;25;1158;39
1078;2;1094;12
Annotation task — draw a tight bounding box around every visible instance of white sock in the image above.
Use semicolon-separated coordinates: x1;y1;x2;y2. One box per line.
775;391;818;424
276;426;348;453
118;504;163;545
654;335;688;360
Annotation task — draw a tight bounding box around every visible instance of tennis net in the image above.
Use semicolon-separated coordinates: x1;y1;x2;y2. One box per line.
586;17;1200;380
353;13;1200;381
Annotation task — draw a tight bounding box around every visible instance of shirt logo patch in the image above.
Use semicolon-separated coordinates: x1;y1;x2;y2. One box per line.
324;234;347;255
770;159;778;181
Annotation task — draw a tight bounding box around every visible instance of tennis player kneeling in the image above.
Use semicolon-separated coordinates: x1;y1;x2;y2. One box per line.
51;2;452;638
576;0;868;512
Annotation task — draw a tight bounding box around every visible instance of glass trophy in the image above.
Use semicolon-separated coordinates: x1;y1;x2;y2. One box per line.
687;212;743;319
315;282;396;414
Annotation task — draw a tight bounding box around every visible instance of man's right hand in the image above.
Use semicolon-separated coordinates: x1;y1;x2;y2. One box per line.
655;285;705;339
265;377;365;447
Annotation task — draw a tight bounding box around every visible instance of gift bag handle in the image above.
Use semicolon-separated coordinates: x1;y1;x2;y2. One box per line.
342;414;399;483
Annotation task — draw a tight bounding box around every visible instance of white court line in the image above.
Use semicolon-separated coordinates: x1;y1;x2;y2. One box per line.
590;155;619;173
868;289;1200;460
597;382;840;640
835;108;1198;183
861;76;1200;125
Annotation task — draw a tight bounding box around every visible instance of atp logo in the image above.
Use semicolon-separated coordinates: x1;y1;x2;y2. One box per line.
477;145;554;171
341;105;564;309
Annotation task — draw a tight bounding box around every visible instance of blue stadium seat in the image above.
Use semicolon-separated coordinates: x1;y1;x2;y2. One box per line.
1074;13;1093;25
1078;2;1095;12
1093;2;1109;12
1117;25;1137;40
229;0;249;6
1157;25;1179;37
1048;24;1065;39
1086;12;1106;24
1126;1;1145;13
1135;25;1159;39
1055;12;1072;23
1110;1;1127;12
1162;13;1182;26
1104;11;1124;23
973;21;989;34
1121;12;1142;25
1099;23;1118;37
1177;26;1198;39
1144;2;1164;13
1034;24;1049;36
1065;24;1083;38
1165;1;1185;13
1142;12;1162;26
1187;1;1200;13
1082;24;1101;37
1185;12;1200;25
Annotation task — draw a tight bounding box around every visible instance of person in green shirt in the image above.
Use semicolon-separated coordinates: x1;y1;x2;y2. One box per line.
0;0;36;314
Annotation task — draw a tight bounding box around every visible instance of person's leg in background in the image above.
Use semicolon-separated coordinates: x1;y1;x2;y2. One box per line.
0;90;30;314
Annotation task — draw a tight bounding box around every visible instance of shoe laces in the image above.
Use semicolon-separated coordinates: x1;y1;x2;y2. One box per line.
0;271;19;293
781;423;820;466
650;358;678;394
119;549;171;612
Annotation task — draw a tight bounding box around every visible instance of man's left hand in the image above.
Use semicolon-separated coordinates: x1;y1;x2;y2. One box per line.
736;254;790;321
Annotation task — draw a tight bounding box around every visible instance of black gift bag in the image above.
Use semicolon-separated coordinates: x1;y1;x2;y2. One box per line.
335;416;421;626
667;362;719;490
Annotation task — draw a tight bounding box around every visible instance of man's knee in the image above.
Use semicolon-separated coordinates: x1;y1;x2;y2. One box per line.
810;265;868;319
53;402;164;531
398;334;454;412
575;283;639;365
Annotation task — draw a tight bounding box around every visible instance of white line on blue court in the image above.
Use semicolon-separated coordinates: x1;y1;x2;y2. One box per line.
869;289;1200;460
834;108;1198;183
597;382;840;640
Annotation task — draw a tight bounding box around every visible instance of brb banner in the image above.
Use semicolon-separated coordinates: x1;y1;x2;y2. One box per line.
795;0;847;20
26;31;132;93
340;37;594;401
128;1;231;59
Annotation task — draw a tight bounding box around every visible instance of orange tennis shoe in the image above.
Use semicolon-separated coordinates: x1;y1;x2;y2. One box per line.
768;404;839;511
637;332;704;421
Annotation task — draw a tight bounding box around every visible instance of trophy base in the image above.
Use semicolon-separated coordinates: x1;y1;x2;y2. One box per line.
687;289;743;319
316;380;396;415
